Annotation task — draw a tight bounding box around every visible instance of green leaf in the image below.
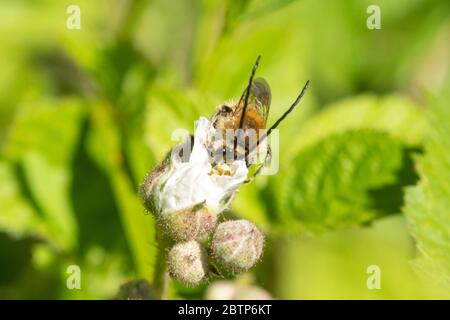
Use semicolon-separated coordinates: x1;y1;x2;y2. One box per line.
144;85;217;160
236;95;425;231
269;130;407;233
4;99;84;164
0;161;47;239
87;104;157;281
277;215;448;299
243;0;302;20
403;96;450;291
285;94;428;160
2;99;84;250
20;152;77;250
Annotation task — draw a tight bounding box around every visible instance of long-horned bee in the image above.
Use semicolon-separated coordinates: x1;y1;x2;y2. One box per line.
208;55;310;182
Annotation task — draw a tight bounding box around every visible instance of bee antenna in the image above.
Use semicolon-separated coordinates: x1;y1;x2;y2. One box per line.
249;80;310;153
234;55;261;162
238;55;261;129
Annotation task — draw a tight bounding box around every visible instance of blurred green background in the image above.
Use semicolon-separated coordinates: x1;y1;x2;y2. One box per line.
0;0;449;299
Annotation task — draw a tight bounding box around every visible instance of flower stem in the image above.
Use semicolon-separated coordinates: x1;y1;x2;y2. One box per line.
153;227;170;299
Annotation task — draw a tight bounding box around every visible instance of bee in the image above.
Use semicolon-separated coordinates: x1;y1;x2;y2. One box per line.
208;55;310;182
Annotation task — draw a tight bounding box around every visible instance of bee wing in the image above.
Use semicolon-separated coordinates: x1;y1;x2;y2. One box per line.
236;77;272;127
250;77;271;125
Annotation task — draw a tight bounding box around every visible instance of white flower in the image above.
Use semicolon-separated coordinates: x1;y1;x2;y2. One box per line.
156;117;248;216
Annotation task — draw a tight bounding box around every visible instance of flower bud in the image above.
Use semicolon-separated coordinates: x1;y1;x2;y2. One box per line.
167;241;209;286
115;279;156;300
159;206;217;242
205;280;272;300
139;156;170;215
211;220;264;273
232;285;272;300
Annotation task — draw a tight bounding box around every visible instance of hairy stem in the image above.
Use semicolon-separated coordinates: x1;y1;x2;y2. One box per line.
153;227;170;300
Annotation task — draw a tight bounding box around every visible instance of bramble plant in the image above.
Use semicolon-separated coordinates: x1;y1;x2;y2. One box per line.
139;55;310;287
0;0;449;300
138;101;267;287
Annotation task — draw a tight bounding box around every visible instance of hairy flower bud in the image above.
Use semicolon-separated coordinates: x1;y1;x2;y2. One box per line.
205;280;272;300
167;241;209;286
232;285;272;300
139;155;170;215
211;220;264;273
115;279;156;300
160;205;217;242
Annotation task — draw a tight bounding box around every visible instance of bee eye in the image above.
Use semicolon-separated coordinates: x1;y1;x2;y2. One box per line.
220;105;232;114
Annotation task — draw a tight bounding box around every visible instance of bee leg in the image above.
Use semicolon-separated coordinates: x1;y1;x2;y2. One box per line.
244;146;271;184
244;164;264;184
